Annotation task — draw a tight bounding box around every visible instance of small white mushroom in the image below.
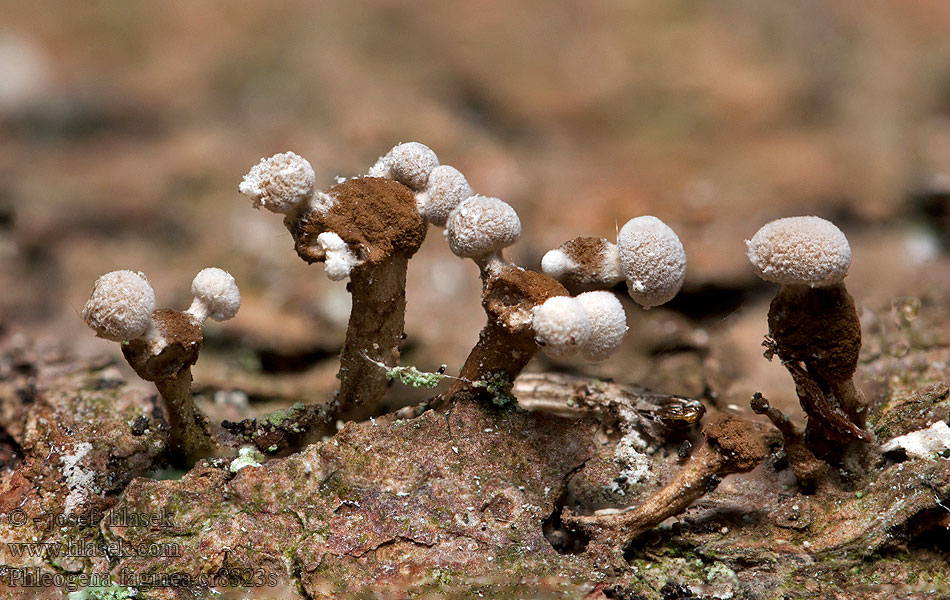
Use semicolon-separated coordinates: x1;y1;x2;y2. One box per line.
239;151;316;214
81;270;156;341
446;195;521;259
187;268;241;323
745;216;851;287
541;237;624;293
617;216;687;308
531;296;591;358
576;291;628;361
370;142;440;191
424;165;473;227
317;231;361;281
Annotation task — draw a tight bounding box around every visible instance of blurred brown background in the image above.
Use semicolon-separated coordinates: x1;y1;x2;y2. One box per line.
1;1;948;418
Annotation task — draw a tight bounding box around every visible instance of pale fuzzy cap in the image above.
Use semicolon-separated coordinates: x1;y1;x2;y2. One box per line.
541;237;624;292
317;231;360;281
617;216;687;308
239;151;316;214
745;216;851;287
188;268;241;323
531;296;591;358
370;142;440;191
446;195;521;259
82;270;156;341
576;291;628;361
424;165;473;227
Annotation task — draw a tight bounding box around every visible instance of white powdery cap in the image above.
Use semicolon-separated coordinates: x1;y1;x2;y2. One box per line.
188;268;241;322
745;216;851;287
239;151;316;214
531;296;591;358
576;291;628;361
446;196;521;259
82;270;156;341
317;231;360;281
378;142;440;191
424;165;473;227
617;216;687;308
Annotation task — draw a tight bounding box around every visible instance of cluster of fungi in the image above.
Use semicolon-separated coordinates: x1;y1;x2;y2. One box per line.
82;142;873;559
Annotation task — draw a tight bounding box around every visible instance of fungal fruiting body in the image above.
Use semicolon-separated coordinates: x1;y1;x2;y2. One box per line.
445;195;521;260
241;143;686;411
315;232;360;281
746;216;850;287
81;270;155;341
531;296;591;358
368;141;440;190
187;267;241;323
239;151;316;214
530;292;628;361
540;237;624;294
241;148;429;421
618;216;687;308
746;216;870;448
422;165;473;227
541;216;687;308
575;291;628;361
82;268;241;463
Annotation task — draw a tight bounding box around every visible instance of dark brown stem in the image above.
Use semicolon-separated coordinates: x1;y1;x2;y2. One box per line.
336;255;410;421
751;392;831;489
220;256;415;451
444;258;567;403
766;283;871;444
284;177;426;421
154;368;214;461
123;309;218;464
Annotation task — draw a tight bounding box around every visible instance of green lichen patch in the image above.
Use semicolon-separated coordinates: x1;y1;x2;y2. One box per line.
384;364;447;389
474;371;517;407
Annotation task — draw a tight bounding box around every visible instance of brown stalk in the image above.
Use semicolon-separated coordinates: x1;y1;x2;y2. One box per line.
122;309;215;463
563;416;766;565
445;256;568;402
765;282;873;447
285;177;426;420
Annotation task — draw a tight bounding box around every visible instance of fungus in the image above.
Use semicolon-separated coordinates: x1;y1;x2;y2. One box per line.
240;144;686;419
81;270;155;341
576;291;628;361
541;237;623;294
746;216;850;287
746;216;871;448
564;416;766;564
444;261;569;401
239;151;316;214
438;193;685;400
422;165;472;227
187;267;241;323
531;296;591;358
445;195;521;260
368;141;439;191
617;216;687;308
82;268;241;463
241;148;428;421
315;232;360;281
